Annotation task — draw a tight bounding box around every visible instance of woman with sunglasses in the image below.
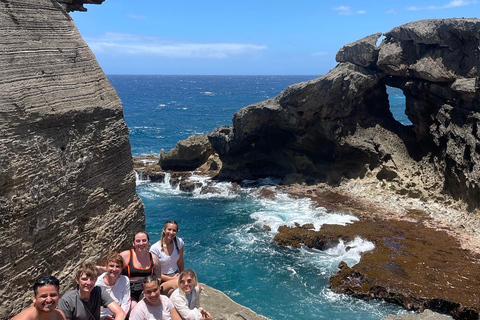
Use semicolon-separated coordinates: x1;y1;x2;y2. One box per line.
170;270;213;320
150;221;184;296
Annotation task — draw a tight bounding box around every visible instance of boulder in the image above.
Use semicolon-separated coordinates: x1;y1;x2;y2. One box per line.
160;134;216;171
336;32;382;67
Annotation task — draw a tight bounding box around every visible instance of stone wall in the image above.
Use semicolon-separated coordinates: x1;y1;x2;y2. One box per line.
0;1;145;317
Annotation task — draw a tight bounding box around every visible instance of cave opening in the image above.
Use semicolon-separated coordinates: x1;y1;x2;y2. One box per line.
386;85;412;126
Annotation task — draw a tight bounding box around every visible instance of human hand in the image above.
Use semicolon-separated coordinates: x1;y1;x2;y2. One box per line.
105;315;115;320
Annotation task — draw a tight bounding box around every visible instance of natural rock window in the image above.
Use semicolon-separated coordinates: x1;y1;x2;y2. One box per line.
386;85;412;126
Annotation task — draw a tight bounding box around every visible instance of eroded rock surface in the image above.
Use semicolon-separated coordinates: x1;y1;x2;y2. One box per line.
160;134;218;171
273;189;480;320
200;284;271;320
206;18;480;211
1;0;144;316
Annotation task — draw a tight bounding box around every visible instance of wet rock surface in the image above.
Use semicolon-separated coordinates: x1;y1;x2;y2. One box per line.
381;309;453;320
273;189;480;320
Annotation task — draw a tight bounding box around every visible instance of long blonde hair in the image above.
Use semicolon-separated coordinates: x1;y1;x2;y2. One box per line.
178;269;198;295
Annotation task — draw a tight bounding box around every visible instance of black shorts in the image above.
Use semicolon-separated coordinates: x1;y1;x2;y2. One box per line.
130;279;144;302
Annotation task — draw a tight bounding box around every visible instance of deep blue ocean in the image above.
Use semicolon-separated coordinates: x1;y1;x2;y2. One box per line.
108;75;410;320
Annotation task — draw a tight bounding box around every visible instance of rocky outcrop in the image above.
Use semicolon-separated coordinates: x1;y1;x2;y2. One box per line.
159;134;218;172
272;189;480;320
381;309;453;320
201;284;271;320
57;0;105;12
1;0;144;317
207;18;480;211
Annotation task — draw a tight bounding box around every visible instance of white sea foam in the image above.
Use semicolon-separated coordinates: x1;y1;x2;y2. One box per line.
135;171;150;186
136;172;184;197
249;189;358;234
325;237;375;267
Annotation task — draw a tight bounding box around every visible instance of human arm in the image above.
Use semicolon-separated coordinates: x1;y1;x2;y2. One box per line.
106;301;126;320
120;250;130;267
192;286;211;320
152;254;178;282
177;246;185;272
55;309;67;320
171;307;183;320
96;265;107;274
170;291;202;320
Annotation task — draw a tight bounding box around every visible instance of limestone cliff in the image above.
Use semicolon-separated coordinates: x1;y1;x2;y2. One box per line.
208;18;480;211
0;0;144;317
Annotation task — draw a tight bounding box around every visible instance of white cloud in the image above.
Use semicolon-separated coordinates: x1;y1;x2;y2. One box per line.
333;5;352;15
84;33;268;58
407;0;473;10
333;5;367;15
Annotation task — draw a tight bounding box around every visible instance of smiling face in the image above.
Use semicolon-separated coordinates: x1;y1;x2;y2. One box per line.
33;285;59;313
133;232;149;253
179;275;194;295
143;280;161;306
163;223;178;241
76;273;96;294
107;261;122;280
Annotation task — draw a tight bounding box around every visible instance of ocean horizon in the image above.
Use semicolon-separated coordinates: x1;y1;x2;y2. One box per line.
110;74;409;320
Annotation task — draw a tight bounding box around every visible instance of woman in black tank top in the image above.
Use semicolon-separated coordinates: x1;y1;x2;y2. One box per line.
119;231;157;310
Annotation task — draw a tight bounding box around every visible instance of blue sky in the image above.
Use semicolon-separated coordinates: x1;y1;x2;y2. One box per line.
71;0;479;75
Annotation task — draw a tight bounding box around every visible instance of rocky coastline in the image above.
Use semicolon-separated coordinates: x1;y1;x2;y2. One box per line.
2;1;480;319
135;157;477;320
137;18;480;320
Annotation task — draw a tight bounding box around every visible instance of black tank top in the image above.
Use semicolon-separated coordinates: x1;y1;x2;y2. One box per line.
122;249;154;278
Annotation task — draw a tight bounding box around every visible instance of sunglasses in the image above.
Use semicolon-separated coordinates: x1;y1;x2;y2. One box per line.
36;276;60;286
180;279;193;284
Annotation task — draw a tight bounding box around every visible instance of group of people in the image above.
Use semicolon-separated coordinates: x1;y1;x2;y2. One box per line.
11;220;213;320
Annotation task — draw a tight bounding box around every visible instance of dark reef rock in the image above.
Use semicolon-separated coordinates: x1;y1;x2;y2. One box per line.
274;201;480;320
206;18;480;210
1;0;144;316
159;134;216;171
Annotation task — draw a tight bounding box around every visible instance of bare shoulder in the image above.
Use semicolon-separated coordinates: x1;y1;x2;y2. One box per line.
10;306;34;320
120;250;130;261
52;309;66;320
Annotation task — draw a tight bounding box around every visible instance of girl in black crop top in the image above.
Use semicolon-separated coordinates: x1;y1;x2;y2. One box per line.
119;231;157;310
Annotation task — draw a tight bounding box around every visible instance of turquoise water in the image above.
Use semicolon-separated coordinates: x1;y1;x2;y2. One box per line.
110;75;409;320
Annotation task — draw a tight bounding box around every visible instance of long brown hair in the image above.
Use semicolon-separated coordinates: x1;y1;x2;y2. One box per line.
161;220;179;254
